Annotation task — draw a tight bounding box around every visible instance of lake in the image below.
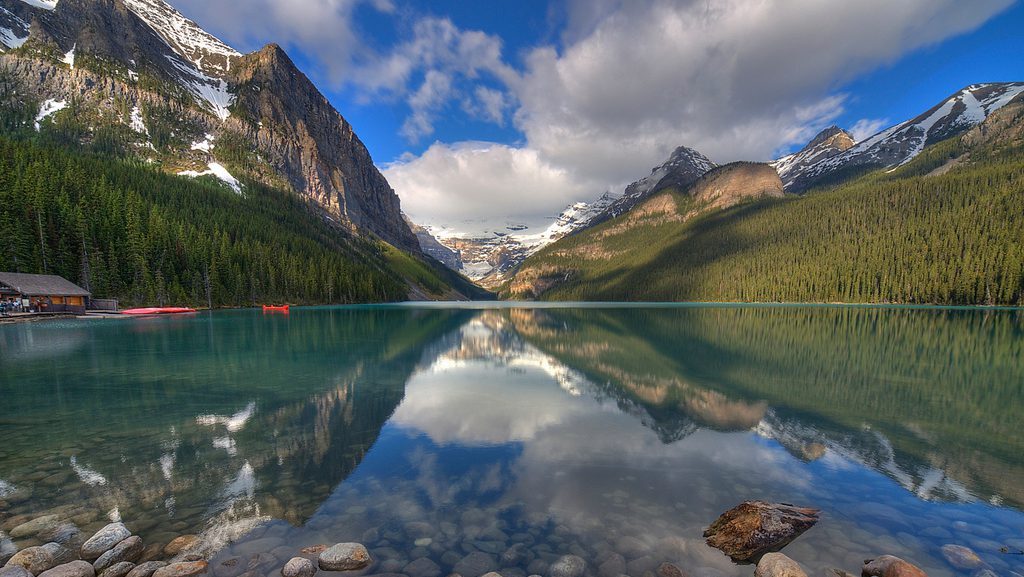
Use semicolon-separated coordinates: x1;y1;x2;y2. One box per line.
1;304;1023;577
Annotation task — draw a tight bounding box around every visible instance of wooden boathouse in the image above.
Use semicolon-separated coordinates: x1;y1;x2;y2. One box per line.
0;272;91;314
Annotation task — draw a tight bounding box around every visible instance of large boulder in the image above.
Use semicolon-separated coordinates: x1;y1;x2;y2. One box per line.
37;562;95;577
81;526;132;562
862;556;928;577
125;562;166;577
281;559;314;577
94;538;144;573
151;562;208;577
940;545;984;570
5;544;72;576
703;501;820;561
318;544;371;572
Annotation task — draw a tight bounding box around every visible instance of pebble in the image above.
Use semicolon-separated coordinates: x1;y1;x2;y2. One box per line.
549;556;584;577
98;563;135;577
453;552;497;577
754;554;807;577
281;558;314;577
94;537;144;573
656;563;688;577
125;562;167;577
37;562;95;577
81;525;131;561
151;562;207;577
941;545;985;570
162;538;199;559
403;558;441;577
318;544;371;571
11;519;61;540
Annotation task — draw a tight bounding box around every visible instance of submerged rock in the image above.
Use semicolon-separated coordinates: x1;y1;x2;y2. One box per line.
1;533;17;566
656;563;689;577
162;538;199;559
941;545;984;570
453;552;497;577
151;562;207;577
10;518;61;540
318;544;371;572
281;558;314;577
703;501;820;561
754;553;807;577
862;556;928;577
549;556;585;577
81;525;131;561
403;557;441;577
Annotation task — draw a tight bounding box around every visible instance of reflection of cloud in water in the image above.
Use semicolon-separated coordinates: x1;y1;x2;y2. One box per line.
392;360;594;445
196;401;256;432
70;456;108;486
213;436;237;455
221;461;256;501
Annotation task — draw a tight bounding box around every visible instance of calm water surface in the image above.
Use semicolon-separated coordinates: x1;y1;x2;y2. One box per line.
1;305;1023;577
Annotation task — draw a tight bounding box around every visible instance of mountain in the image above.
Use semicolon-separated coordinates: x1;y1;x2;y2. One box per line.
504;162;783;299
424;144;716;286
590;145;716;226
422;191;618;287
503;89;1024;304
772;126;854;189
0;0;418;251
781;83;1024;192
0;0;487;302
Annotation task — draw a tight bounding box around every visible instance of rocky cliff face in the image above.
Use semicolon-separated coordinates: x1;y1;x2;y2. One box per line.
690;162;784;210
0;0;419;251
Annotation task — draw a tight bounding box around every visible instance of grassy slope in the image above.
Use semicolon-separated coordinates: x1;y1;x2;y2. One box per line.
505;133;1024;305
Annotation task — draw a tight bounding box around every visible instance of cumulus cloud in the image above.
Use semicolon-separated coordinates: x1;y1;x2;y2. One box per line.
383;142;592;230
391;0;1011;231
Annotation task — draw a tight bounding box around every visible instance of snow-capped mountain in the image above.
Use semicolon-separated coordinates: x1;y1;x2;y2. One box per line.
422;191;618;285
0;0;419;250
783;83;1024;192
595;145;716;225
772;126;854;189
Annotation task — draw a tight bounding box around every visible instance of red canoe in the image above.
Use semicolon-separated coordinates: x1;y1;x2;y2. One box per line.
262;304;290;312
122;307;197;315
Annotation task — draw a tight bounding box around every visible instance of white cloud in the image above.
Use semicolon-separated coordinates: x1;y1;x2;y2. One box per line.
390;0;1011;230
463;86;510;126
849;117;891;142
383;142;592;231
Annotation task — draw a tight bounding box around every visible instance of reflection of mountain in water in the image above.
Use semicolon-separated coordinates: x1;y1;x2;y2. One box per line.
0;308;472;542
506;306;1024;509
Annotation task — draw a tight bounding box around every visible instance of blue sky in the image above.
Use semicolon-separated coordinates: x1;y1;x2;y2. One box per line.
170;0;1024;233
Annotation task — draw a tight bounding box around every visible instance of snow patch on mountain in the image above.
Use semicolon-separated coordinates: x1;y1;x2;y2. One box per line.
0;6;29;49
122;0;239;76
129;105;148;135
17;0;57;10
35;99;66;130
191;134;215;153
165;54;234;120
61;44;75;68
179;162;242;193
787;83;1024;190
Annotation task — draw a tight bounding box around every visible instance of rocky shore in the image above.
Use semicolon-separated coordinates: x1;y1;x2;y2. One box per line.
1;500;1007;577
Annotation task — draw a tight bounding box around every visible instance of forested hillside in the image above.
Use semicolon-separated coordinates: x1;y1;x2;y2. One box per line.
504;109;1024;305
0;134;480;306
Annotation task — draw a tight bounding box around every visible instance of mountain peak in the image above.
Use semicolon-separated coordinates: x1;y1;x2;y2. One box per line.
804;125;854;151
120;0;239;76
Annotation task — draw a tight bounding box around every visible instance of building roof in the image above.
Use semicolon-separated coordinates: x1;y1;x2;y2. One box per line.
0;272;90;296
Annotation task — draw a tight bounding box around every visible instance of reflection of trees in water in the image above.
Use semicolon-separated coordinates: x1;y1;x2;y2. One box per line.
0;308;471;539
508;306;1024;508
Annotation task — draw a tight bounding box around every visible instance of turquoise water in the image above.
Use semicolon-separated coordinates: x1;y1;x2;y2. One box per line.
1;305;1023;577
